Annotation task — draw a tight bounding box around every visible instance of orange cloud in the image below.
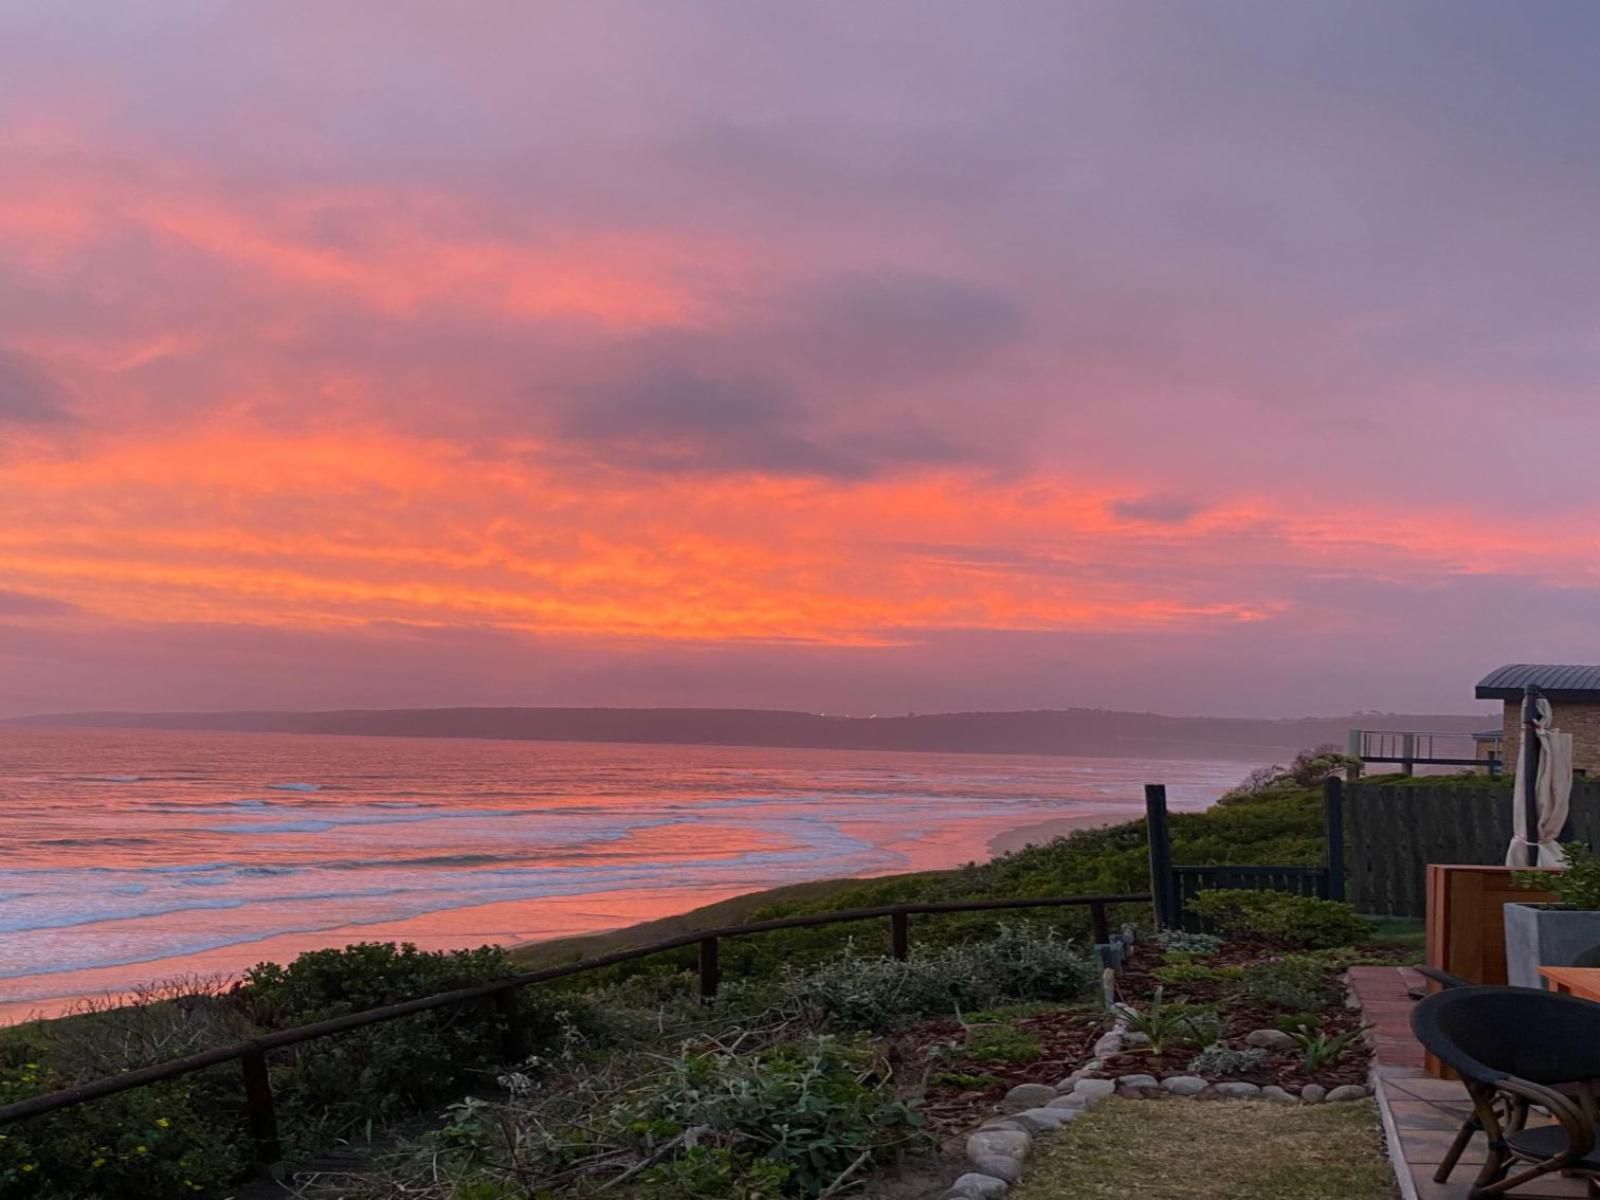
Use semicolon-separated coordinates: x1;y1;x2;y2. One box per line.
4;424;1595;653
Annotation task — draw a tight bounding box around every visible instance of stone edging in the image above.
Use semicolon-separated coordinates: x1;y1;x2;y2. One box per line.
938;1015;1371;1200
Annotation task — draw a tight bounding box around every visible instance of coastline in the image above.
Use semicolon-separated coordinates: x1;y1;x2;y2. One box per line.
985;812;1128;856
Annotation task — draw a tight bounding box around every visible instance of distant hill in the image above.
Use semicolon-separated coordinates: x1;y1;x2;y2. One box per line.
0;705;1491;762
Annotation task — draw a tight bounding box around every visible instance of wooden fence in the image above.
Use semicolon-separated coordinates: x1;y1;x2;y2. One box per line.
0;891;1145;1172
1344;778;1600;917
1145;781;1345;930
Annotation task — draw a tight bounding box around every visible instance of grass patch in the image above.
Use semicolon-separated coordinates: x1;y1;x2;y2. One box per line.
1011;1097;1396;1200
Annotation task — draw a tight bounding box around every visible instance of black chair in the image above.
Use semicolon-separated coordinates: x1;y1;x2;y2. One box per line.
1409;965;1495;1182
1412;986;1600;1197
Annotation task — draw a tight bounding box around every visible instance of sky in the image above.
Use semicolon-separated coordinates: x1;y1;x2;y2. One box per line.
1;2;1597;720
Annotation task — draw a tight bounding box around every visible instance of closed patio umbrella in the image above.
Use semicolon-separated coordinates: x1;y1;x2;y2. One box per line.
1506;696;1573;868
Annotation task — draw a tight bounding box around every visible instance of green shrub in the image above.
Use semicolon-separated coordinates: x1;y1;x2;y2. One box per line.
955;1022;1042;1065
0;1059;244;1199
779;925;1095;1032
1155;930;1224;955
239;943;590;1144
1186;890;1370;949
646;1038;923;1197
1240;957;1341;1011
1289;1025;1365;1073
1111;989;1216;1056
1272;1011;1324;1035
1185;1044;1267;1076
1515;842;1600;910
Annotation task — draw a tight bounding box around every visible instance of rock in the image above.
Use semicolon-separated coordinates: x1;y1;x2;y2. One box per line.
1073;1078;1117;1104
1244;1029;1297;1051
1326;1085;1368;1103
970;1155;1022;1185
1092;1033;1124;1057
1011;1107;1070;1133
1212;1082;1262;1099
978;1117;1028;1132
1260;1086;1297;1104
1124;1031;1152;1047
1301;1084;1327;1104
967;1129;1031;1166
1115;1072;1160;1094
1046;1094;1087;1111
1001;1082;1058;1111
948;1174;1010;1200
1161;1075;1210;1096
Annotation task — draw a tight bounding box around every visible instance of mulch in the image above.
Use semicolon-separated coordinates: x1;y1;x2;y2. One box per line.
888;935;1408;1132
889;1009;1101;1136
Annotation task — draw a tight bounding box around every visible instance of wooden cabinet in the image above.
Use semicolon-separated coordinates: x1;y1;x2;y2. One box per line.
1424;864;1556;1077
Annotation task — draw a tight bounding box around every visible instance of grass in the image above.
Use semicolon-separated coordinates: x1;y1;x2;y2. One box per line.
1011;1097;1397;1200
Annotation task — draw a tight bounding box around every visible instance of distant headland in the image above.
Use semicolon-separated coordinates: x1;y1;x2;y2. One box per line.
0;705;1488;763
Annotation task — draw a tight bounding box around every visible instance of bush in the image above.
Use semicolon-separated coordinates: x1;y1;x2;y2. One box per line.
0;1059;244;1199
1240;957;1341;1012
1515;842;1600;910
1186;890;1370;949
778;925;1096;1033
645;1037;923;1197
1185;1044;1267;1076
1155;930;1224;955
238;943;590;1144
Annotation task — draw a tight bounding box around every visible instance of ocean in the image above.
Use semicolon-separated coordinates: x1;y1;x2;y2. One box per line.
0;727;1246;1021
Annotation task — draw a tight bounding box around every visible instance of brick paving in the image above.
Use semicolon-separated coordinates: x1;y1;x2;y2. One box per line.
1349;965;1590;1199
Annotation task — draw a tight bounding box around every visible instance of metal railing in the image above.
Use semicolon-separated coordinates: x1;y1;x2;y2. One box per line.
0;891;1147;1170
1348;728;1501;774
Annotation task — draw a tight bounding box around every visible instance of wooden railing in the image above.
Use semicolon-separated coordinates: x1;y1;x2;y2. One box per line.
0;891;1147;1171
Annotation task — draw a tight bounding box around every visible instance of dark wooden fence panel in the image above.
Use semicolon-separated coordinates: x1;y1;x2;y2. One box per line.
1344;779;1600;917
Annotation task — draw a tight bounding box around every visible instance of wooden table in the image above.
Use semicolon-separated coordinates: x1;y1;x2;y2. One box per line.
1539;966;1600;1001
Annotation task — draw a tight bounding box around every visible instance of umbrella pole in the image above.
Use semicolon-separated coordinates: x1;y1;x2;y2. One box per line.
1522;683;1542;868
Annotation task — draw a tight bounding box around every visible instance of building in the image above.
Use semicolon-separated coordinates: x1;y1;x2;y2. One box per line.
1476;664;1600;775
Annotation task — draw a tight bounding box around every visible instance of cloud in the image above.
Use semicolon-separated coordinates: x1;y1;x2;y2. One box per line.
0;352;71;424
0;589;77;616
1109;494;1207;524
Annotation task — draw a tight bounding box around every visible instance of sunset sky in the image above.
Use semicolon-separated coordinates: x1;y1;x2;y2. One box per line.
2;2;1597;719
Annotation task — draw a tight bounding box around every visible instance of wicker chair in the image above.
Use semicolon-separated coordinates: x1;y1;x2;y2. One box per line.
1411;986;1600;1197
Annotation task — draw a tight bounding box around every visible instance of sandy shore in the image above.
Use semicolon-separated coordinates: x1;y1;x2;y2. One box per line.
986;812;1129;856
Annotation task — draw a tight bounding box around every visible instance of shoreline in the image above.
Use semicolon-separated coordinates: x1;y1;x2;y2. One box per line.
1;808;1168;1026
985;812;1128;857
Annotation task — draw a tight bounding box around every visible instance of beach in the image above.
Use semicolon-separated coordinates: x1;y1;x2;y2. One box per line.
1;727;1243;1021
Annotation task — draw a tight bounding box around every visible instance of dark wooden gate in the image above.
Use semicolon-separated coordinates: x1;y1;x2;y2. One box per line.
1145;779;1345;929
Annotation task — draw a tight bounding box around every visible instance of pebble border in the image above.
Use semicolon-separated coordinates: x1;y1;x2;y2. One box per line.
937;998;1372;1198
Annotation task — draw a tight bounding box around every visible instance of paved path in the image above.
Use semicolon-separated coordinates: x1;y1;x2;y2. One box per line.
1349;965;1589;1199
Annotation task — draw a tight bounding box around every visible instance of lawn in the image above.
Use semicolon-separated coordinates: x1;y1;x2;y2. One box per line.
1011;1097;1396;1200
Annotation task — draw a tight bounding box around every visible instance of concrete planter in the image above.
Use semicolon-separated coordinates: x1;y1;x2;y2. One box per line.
1504;902;1600;988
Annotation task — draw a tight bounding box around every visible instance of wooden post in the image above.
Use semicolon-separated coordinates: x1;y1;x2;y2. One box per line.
1145;783;1176;928
239;1044;281;1169
1088;900;1110;945
1523;685;1542;868
1346;728;1364;782
1323;776;1346;902
889;911;909;960
1401;732;1416;777
698;936;720;1000
494;989;522;1063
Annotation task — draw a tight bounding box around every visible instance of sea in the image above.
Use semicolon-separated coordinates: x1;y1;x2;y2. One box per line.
0;727;1248;1022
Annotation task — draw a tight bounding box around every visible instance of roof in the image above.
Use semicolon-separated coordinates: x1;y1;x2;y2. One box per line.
1476;664;1600;701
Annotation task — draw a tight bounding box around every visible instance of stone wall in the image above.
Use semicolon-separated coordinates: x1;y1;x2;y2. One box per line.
1500;699;1600;775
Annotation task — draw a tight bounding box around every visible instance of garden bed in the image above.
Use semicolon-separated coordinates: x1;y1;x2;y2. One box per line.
1077;933;1406;1093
